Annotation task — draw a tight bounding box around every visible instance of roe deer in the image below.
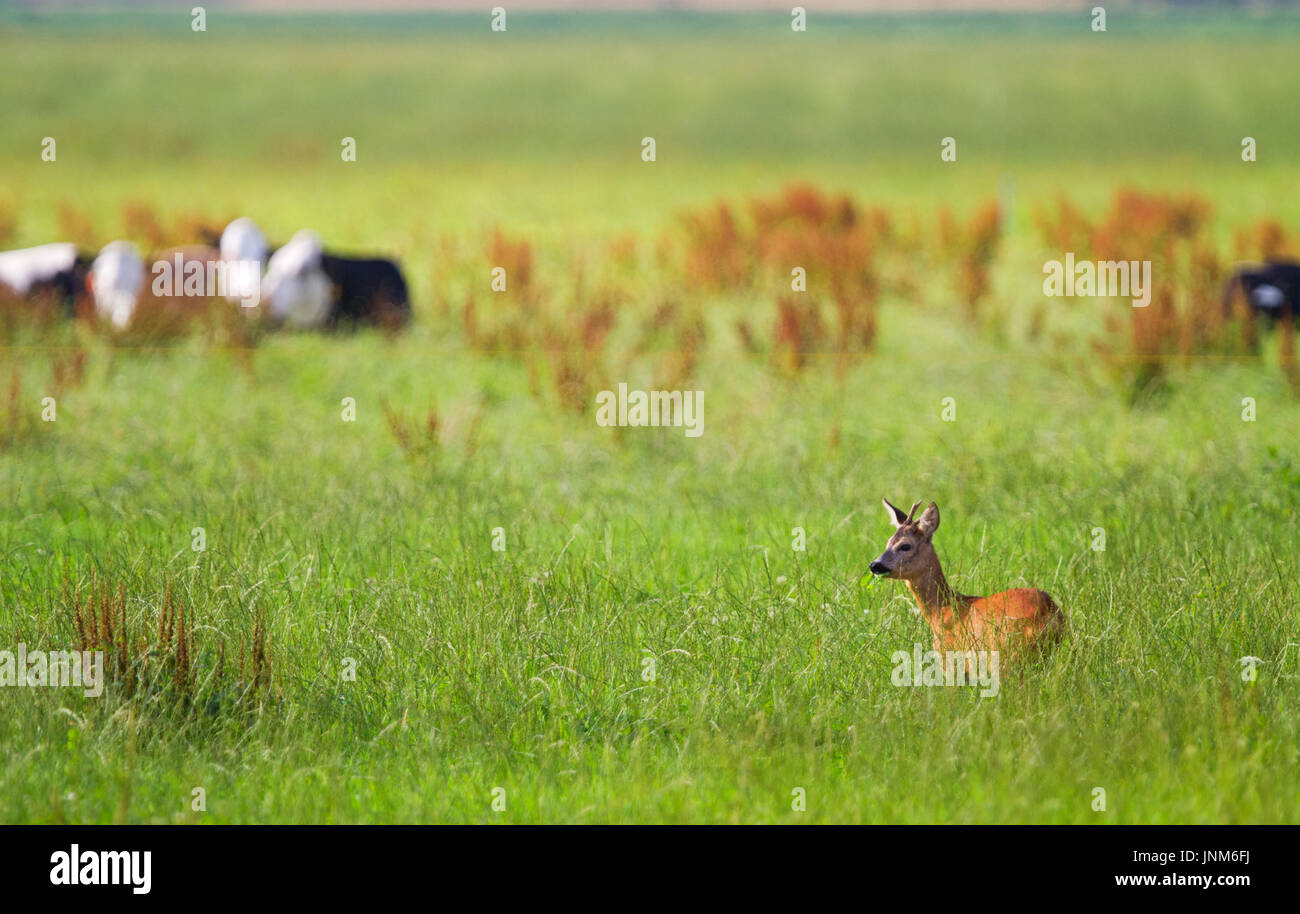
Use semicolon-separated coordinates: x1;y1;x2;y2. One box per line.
868;498;1065;664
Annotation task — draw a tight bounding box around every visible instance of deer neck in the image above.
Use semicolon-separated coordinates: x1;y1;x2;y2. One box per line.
904;551;956;619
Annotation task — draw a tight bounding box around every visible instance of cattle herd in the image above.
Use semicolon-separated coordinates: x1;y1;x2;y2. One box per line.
2;216;1297;337
0;218;411;333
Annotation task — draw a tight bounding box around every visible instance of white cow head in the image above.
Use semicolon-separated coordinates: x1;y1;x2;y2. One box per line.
219;218;269;307
219;217;268;265
89;241;145;330
262;229;331;329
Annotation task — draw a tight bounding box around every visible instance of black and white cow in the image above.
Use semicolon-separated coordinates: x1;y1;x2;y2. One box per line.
262;229;410;330
1222;260;1300;321
0;243;93;317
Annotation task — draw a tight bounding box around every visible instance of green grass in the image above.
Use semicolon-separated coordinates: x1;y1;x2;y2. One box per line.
1;8;1298;824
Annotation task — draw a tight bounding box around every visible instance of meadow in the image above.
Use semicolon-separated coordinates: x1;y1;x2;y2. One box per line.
1;7;1298;823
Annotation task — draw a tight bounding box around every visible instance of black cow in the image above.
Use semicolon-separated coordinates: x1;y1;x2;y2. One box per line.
320;253;411;329
1222;260;1300;321
260;230;412;331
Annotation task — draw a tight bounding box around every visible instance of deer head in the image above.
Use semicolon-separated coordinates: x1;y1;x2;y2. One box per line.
868;497;940;581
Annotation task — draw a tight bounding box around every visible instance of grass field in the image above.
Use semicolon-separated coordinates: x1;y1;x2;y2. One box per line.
1;7;1299;824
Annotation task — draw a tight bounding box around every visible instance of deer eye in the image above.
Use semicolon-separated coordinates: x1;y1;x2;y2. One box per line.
897;543;912;552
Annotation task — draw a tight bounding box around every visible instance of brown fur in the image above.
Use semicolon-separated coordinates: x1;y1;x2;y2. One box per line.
132;246;225;336
84;246;237;338
871;497;1065;663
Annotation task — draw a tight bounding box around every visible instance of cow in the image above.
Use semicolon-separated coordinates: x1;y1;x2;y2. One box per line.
262;229;410;330
89;242;235;335
1222;260;1300;321
0;243;93;317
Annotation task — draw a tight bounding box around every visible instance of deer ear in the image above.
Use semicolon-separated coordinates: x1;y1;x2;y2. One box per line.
916;502;940;538
882;497;908;528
